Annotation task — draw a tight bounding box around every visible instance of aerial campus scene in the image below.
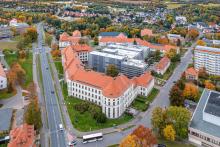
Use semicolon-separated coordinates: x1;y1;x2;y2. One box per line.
0;0;220;147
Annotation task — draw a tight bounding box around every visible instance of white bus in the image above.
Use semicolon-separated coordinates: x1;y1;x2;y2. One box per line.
82;133;103;144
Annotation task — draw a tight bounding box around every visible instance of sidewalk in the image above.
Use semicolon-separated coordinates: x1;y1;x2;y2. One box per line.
32;46;49;147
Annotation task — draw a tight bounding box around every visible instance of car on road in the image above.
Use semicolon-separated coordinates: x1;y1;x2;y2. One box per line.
51;91;55;94
59;124;64;131
68;140;77;146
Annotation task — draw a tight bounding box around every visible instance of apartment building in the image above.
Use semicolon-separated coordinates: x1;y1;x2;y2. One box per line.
189;89;220;147
62;46;154;119
194;46;220;76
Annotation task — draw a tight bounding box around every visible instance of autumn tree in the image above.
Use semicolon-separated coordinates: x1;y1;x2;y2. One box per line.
7;70;17;92
163;125;176;141
169;85;184;106
51;43;58;50
197;40;206;46
106;64;119;77
166;48;177;61
120;135;140;147
188;29;199;40
25;98;42;133
158;37;169;45
93;36;99;45
183;83;199;101
132;125;157;147
151;107;166;134
24;27;38;43
51;49;61;59
204;80;216;90
198;67;208;79
45;33;53;46
10;63;26;85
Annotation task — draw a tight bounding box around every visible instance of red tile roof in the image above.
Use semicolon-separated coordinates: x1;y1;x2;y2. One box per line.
185;67;198;76
59;30;81;44
62;46;153;98
141;29;153;37
72;30;81;37
0;63;6;78
155;56;170;71
99;37;178;53
8;124;36;147
70;44;92;52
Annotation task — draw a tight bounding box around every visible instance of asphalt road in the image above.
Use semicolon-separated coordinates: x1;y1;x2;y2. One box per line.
36;24;67;147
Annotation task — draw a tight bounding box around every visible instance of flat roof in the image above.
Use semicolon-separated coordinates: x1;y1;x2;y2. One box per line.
122;59;147;68
90;51;124;60
107;44;148;52
190;89;220;138
195;45;220;53
204;91;220;117
103;48;139;59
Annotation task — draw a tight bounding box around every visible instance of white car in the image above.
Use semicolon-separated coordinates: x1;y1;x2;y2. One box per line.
59;124;64;131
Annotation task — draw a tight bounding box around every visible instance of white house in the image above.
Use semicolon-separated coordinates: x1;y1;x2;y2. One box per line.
59;30;81;49
154;56;171;75
0;63;7;89
62;46;154;119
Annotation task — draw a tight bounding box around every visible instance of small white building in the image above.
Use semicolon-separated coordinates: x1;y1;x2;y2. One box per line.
175;16;187;25
59;31;81;49
0;63;7;89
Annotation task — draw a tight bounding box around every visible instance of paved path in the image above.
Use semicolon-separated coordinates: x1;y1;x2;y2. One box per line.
0;86;25;109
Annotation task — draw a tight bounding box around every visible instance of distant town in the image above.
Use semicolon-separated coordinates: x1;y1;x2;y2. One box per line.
0;0;220;147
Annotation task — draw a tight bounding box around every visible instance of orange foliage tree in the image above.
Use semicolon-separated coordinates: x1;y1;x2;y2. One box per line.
131;125;157;147
120;135;140;147
204;80;216;90
183;83;199;101
188;29;199;40
158;37;169;45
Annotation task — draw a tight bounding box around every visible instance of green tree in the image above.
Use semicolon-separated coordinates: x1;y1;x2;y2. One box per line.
106;64;119;77
166;106;191;139
25;98;42;132
151;107;166;135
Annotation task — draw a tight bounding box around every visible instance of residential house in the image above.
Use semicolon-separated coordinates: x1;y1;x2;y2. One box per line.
8;124;36;147
185;67;198;81
59;30;82;49
98;32;127;40
167;34;185;45
154;56;171;75
141;29;154;37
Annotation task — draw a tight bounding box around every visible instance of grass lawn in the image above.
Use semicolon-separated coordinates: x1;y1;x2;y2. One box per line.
132;88;159;111
108;144;119;147
0;90;16;100
0;144;7;147
163;62;178;80
62;84;133;132
158;139;195;147
0;41;18;50
165;3;185;9
5;53;33;88
54;59;63;79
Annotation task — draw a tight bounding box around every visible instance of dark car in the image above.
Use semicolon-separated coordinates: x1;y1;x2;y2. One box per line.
51;91;54;94
158;144;166;147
